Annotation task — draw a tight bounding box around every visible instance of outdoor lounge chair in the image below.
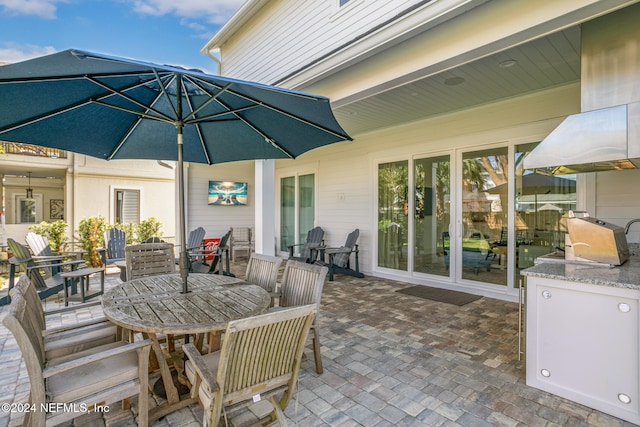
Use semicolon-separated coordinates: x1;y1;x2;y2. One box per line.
190;229;233;276
3;290;152;427
2;238;85;306
321;228;365;281
288;226;324;263
270;260;328;374
183;305;316;427
102;228;127;265
26;232;86;274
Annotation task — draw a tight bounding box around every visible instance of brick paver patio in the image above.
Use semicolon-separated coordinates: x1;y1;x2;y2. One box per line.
0;261;633;426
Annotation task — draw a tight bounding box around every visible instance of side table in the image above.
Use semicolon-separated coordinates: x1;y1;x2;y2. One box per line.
60;267;105;306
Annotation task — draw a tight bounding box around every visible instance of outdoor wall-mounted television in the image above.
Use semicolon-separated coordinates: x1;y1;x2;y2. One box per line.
208;181;248;206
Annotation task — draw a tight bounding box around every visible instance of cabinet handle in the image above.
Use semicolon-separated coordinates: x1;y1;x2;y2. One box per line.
542;290;552;299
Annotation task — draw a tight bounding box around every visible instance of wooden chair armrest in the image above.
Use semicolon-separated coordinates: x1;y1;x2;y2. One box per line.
182;343;219;392
43;338;153;378
25;259;85;269
43;300;102;316
42;317;111;337
32;255;65;262
325;245;359;255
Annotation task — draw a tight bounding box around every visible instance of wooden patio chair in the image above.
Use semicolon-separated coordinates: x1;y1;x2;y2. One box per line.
102;228;127;265
182;305;316;427
230;226;253;261
271;260;328;374
125;242;175;281
184;226;207;260
3;291;152;427
26;232;87;276
288;226;324;263
190;229;233;276
11;275;118;360
244;253;283;306
3;238;85;306
322;228;365;281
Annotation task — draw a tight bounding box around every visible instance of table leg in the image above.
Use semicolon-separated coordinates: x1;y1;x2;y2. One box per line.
148;333;180;404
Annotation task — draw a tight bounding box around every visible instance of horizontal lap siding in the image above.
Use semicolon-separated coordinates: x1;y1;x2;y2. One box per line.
221;0;424;84
187;161;255;239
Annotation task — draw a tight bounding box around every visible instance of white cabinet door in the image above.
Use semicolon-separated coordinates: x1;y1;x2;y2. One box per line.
527;277;640;424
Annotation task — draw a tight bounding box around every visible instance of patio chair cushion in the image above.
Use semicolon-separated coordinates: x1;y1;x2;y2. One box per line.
47;346;140;403
44;323;118;359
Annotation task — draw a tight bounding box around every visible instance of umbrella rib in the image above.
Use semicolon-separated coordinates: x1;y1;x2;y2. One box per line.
153;70;179;119
186;105;258;124
106;116;144;160
188;75;352;141
86;76;174;122
91;99;171;124
0;99;95;134
181;80;213;165
181;78;233;122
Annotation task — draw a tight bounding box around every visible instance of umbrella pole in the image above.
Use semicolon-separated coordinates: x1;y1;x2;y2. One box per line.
177;130;189;293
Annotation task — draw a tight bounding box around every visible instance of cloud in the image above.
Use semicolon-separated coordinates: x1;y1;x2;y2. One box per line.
130;0;244;24
0;43;57;64
0;0;68;19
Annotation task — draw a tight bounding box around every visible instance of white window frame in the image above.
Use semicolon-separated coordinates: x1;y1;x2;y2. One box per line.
15;193;43;224
109;185;143;224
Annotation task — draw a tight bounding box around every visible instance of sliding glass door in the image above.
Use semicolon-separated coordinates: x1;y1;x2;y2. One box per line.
280;173;315;252
459;147;508;285
413;155;451;277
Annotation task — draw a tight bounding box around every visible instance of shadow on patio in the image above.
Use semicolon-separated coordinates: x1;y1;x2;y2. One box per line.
0;260;629;426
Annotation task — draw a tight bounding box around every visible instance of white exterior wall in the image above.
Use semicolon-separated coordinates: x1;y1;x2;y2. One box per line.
275;83;579;278
592;170;640;243
204;0;640;299
187;161;255;240
215;0;455;83
2;153;176;244
183;82;579;280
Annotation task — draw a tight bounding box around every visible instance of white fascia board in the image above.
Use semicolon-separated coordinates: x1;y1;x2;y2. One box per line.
201;0;266;54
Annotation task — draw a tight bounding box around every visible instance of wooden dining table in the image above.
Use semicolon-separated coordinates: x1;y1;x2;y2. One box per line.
101;273;271;421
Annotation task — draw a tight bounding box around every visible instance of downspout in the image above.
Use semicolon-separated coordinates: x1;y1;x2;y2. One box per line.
205;49;222;75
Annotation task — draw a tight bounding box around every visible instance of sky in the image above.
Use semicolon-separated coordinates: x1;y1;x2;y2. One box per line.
0;0;246;74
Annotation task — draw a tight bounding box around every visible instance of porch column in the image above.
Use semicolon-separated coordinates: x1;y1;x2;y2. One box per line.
255;160;276;255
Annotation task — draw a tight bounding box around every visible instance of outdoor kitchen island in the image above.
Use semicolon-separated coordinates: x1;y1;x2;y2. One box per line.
522;253;640;425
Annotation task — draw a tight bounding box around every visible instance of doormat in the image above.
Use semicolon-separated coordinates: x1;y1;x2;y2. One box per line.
396;285;482;306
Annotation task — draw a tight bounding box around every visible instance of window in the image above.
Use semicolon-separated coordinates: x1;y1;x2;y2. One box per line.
339;0;351;5
114;189;140;224
16;194;43;224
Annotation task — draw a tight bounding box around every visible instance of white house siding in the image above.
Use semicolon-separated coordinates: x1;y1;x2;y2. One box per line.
216;0;464;84
187;161;255;240
265;83;580;284
593;170;640;243
72;156;175;240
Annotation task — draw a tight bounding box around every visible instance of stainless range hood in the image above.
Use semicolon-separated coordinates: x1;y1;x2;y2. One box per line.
524;4;640;175
524;102;640;175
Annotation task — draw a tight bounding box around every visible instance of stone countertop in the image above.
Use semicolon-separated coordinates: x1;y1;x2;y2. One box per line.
521;251;640;290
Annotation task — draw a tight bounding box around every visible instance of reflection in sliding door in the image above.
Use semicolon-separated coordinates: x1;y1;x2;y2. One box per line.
413;155;450;277
378;161;408;270
461;148;508;285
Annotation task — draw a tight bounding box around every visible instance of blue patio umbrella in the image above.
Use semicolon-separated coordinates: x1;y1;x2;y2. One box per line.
0;49;352;292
